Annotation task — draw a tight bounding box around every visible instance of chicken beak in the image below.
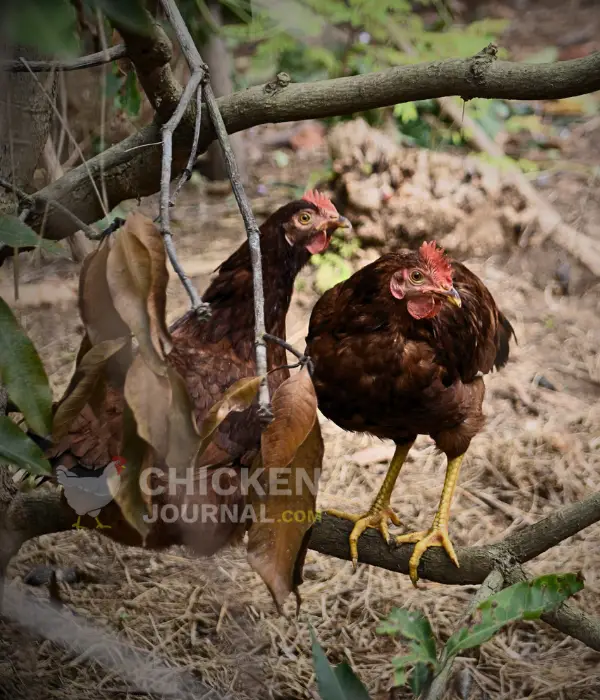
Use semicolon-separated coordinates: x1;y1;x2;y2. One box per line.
443;286;462;308
333;215;352;234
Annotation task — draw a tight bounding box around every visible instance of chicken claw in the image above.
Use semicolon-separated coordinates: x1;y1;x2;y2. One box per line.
327;506;402;571
94;517;111;530
72;517;84;530
395;525;459;587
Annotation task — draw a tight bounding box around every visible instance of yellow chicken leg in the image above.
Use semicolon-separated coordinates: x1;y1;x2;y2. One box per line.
94;516;111;529
327;441;414;570
396;454;464;586
71;516;84;530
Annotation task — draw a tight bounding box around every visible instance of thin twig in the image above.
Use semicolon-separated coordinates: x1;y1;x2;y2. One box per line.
0;176;100;241
170;82;203;205
3;45;127;72
423;570;505;700
158;69;210;318
263;333;314;374
19;57;109;220
159;0;271;420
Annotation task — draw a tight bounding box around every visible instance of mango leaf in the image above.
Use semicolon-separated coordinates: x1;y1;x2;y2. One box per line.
261;366;317;472
110;404;152;538
106;213;171;376
444;573;584;657
79;241;132;386
310;629;371;700
196;376;263;459
52;337;129;441
0;416;51;474
247;420;323;611
0;296;52;436
0;215;62;254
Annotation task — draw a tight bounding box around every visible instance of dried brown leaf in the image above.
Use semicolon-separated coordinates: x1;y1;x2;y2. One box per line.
165;366;200;474
78;242;132;385
261;366;318;471
124;354;171;457
110;404;153;538
196;376;263;459
247;420;323;612
106;214;168;376
53;337;129;441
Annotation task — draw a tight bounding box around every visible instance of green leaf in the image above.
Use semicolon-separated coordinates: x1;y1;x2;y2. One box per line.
118;71;142;117
310;629;371;700
445;573;584;657
0;417;51;474
0;297;52;436
0;215;62;255
377;608;437;660
88;0;152;34
4;0;79;56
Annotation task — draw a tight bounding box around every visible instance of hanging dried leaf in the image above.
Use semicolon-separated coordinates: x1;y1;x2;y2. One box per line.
165;367;200;474
127;213;173;358
110;404;153;538
78;241;132;386
53;337;129;441
196;376;263;459
261;366;318;472
247;420;323;612
106;213;171;376
124;354;171;458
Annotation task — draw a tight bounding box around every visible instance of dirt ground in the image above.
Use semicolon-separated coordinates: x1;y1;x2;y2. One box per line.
2;2;600;699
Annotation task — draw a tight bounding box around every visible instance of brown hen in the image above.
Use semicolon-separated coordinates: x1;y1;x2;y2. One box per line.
40;192;350;554
305;242;515;585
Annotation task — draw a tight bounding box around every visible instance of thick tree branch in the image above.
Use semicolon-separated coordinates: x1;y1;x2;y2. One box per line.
20;51;600;244
307;493;600;650
2;44;127;72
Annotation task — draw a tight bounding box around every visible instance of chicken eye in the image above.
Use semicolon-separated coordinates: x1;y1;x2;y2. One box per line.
409;270;425;284
299;212;312;224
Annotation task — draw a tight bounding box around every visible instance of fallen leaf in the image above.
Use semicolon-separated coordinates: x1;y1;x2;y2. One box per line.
247;420;323;612
52;337;129;441
0;295;52;436
196;376;263;459
261;366;317;472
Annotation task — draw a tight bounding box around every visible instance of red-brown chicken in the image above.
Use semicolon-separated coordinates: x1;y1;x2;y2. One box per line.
305;242;515;585
33;191;350;555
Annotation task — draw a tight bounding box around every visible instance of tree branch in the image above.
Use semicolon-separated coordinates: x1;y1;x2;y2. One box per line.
308;493;600;651
19;50;600;245
2;44;127;72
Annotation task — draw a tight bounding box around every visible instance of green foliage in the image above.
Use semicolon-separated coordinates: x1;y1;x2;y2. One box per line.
0;215;63;255
0;297;53;438
377;573;584;697
3;0;150;56
0;297;53;474
0;416;51;474
312;234;361;294
311;629;370;700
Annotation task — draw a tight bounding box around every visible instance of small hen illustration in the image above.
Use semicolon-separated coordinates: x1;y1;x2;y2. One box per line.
56;457;126;529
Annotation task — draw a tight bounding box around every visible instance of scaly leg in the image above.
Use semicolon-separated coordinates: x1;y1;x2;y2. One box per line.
396;454;464;586
94;516;111;530
71;516;84;530
327;441;414;570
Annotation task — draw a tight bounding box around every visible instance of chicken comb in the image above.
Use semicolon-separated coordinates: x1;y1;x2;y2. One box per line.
302;189;339;215
419;241;453;287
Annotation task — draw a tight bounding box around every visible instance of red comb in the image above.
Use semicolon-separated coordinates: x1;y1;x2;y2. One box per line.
302;189;338;215
419;241;453;287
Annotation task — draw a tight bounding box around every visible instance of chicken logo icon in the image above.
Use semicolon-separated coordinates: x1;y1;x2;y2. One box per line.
56;457;126;530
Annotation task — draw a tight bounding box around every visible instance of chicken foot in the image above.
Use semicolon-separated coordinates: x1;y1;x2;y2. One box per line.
396;453;463;586
327;441;414;570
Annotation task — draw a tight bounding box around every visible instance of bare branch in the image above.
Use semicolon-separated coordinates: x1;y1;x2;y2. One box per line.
2;45;128;72
21;50;600;246
159;0;271;419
